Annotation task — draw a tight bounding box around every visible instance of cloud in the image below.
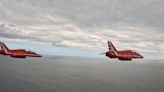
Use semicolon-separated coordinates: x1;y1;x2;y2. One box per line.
0;22;164;53
0;0;164;55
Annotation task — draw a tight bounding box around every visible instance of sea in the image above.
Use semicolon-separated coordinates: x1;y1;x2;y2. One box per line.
0;55;164;92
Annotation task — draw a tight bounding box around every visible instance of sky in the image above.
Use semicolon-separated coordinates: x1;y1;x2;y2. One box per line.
0;0;164;59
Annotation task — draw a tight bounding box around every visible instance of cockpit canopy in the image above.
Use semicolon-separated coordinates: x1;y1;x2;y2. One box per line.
131;50;139;55
27;49;35;53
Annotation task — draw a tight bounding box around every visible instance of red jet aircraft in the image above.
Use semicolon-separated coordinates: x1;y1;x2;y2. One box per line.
0;42;42;58
101;41;143;61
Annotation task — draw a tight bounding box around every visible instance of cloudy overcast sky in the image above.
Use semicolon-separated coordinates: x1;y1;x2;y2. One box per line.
0;0;164;59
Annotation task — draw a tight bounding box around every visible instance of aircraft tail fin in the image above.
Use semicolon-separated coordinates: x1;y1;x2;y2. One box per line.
0;42;9;54
108;41;118;55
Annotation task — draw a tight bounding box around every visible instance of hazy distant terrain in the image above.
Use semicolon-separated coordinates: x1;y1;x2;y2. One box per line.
0;55;164;92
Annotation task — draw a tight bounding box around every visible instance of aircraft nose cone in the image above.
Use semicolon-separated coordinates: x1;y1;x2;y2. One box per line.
140;55;144;58
36;54;42;57
33;53;42;57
